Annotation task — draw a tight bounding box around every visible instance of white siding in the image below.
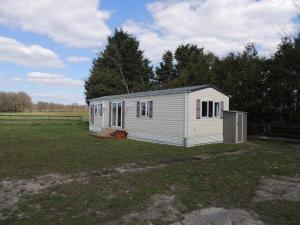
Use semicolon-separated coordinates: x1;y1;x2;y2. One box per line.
187;88;229;146
124;94;185;146
89;93;185;145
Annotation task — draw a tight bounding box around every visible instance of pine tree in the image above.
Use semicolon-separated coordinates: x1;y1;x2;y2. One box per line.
85;29;153;100
155;51;177;87
173;44;217;86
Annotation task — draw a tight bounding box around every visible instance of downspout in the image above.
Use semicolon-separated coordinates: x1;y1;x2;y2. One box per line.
187;92;189;146
102;101;105;131
184;92;189;147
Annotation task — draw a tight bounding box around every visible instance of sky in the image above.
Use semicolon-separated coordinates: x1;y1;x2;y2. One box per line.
0;0;299;105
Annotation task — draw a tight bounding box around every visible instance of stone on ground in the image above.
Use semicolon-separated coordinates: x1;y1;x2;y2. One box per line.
172;207;265;225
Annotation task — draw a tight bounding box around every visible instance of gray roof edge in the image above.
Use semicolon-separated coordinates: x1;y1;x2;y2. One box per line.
189;85;229;96
88;90;188;101
88;84;229;102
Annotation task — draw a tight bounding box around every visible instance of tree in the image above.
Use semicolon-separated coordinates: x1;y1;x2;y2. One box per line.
155;51;177;87
0;91;32;112
214;43;267;126
265;35;300;124
85;29;153;100
173;44;217;86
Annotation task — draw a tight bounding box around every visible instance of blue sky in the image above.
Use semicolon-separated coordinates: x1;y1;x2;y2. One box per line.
0;0;299;104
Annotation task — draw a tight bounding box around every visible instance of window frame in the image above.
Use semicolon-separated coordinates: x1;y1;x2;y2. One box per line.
200;100;221;119
90;104;94;116
201;101;208;118
214;102;220;117
140;101;147;117
208;101;214;118
98;103;103;116
138;101;153;118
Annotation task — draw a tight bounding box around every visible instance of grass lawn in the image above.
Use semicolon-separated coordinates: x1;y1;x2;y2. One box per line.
0;122;299;225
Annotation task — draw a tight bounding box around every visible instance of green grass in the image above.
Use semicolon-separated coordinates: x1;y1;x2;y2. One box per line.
0;123;299;225
0;122;245;179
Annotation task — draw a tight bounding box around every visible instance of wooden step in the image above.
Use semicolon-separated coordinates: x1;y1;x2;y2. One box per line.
89;128;127;139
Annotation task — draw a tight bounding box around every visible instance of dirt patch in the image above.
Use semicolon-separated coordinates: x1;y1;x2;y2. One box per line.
103;194;185;225
114;162;165;174
87;150;248;176
0;173;78;219
254;176;300;202
171;207;265;225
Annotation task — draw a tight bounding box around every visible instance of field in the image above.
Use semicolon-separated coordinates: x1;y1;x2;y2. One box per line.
0;111;89;123
0;121;299;225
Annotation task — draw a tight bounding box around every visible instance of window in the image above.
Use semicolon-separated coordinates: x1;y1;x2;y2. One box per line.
90;105;94;115
202;101;208;117
93;104;103;116
137;101;153;118
112;103;117;126
140;101;147;116
94;105;98;115
214;102;220;117
208;101;213;117
98;104;103;116
201;101;220;118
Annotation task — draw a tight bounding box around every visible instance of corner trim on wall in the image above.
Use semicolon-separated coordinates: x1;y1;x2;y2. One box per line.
184;92;189;147
102;101;105;131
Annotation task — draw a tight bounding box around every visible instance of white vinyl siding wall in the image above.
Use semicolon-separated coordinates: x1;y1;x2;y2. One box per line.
187;88;229;146
89;93;185;146
124;93;185;146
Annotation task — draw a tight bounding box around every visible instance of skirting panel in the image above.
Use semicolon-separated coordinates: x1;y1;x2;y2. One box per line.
128;131;184;147
188;134;223;147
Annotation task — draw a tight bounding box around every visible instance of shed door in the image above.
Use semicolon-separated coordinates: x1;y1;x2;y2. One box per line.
237;113;243;142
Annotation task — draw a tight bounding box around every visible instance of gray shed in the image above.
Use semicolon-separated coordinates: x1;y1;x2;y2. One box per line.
223;111;247;143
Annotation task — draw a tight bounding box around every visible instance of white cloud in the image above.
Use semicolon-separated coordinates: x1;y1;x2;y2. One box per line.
0;36;65;68
67;56;90;63
0;0;111;48
27;72;83;87
123;0;299;62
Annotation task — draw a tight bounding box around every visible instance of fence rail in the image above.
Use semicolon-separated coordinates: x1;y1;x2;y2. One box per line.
0;114;84;121
251;123;300;139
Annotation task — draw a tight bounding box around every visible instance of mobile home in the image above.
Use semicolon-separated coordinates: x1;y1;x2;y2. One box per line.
88;85;240;147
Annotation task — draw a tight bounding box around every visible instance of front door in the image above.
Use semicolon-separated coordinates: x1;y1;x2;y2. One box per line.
111;102;122;128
